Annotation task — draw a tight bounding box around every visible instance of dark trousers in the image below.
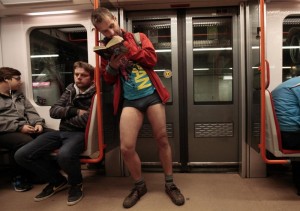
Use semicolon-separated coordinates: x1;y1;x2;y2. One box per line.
0;129;53;178
14;131;85;185
281;131;300;190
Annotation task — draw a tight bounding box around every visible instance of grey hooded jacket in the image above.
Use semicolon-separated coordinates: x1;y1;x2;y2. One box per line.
0;91;45;133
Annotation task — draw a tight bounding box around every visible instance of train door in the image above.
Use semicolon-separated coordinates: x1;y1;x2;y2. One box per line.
186;9;239;166
126;7;240;169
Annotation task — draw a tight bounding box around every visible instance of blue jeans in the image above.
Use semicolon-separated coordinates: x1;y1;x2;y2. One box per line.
15;131;85;185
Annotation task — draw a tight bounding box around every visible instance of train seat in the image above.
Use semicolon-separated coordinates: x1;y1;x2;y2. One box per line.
80;94;100;159
265;89;300;157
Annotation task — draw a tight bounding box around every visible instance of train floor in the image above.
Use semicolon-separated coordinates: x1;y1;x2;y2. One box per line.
0;166;299;211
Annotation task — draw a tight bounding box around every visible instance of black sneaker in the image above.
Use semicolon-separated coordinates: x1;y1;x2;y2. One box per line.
165;184;185;206
34;178;68;202
12;176;33;192
67;184;83;206
123;184;147;208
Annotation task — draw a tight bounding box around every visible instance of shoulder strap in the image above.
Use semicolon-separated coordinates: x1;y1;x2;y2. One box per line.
133;32;142;48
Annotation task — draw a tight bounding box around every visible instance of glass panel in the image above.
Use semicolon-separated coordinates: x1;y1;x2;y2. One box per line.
132;19;173;102
249;0;261;153
193;17;233;103
283;16;300;81
30;25;88;106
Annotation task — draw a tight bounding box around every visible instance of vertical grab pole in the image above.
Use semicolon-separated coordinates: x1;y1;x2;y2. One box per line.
80;0;105;163
258;0;289;164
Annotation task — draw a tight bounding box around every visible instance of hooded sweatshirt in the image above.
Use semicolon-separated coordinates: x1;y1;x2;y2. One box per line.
0;91;45;133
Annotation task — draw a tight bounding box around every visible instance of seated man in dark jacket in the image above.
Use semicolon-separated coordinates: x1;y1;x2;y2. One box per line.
15;61;96;206
0;66;49;192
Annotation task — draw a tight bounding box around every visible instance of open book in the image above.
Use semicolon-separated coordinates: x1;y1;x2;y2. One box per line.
93;36;128;60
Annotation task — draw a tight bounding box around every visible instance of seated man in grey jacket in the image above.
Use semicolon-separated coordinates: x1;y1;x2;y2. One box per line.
0;66;50;192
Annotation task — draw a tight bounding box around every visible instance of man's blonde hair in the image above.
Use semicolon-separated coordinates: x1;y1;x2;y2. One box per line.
91;7;114;26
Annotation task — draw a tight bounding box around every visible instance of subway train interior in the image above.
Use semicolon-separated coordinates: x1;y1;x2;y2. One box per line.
1;0;300;210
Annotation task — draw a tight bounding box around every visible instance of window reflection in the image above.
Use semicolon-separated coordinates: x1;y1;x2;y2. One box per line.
193;18;233;103
283;16;300;81
30;25;88;106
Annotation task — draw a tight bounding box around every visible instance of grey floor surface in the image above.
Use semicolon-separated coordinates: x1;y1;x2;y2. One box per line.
0;169;299;211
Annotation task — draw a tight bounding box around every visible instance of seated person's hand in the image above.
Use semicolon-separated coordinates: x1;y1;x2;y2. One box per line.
78;109;88;116
20;124;36;134
34;124;43;133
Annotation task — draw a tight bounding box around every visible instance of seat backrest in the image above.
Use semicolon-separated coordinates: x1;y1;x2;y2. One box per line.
265;90;300;157
80;94;100;158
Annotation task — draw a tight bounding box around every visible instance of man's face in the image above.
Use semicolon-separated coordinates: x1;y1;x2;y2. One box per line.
73;67;93;90
10;75;22;91
94;15;121;39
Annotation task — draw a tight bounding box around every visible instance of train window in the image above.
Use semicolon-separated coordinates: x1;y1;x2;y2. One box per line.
132;19;173;103
283;16;300;81
192;17;233;103
29;25;88;106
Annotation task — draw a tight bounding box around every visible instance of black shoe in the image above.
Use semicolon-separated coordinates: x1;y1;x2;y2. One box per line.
12;176;33;192
34;178;68;202
165;184;185;206
123;184;147;208
67;184;83;206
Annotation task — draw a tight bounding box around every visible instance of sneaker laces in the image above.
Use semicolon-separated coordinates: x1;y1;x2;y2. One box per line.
129;184;146;198
128;187;139;197
69;185;82;196
168;184;182;195
166;184;185;206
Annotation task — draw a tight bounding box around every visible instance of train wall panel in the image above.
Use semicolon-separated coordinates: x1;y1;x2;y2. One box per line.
0;12;96;129
266;2;300;90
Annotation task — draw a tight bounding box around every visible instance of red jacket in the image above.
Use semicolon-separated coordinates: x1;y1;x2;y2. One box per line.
101;31;170;115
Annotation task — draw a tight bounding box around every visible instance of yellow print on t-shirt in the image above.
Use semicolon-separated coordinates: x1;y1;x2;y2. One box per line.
132;65;151;90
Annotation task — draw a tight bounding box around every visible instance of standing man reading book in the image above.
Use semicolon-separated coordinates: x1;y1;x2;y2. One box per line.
91;7;185;208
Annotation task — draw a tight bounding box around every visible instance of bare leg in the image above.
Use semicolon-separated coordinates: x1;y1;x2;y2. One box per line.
147;104;185;206
146;104;173;175
119;107;144;181
120;107;148;208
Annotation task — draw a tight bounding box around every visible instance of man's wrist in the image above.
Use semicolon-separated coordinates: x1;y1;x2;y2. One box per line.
106;64;118;75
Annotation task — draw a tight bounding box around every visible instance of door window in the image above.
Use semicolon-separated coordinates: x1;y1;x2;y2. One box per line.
192;18;233;103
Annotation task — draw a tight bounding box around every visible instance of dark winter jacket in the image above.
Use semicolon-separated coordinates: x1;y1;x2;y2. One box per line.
50;83;96;132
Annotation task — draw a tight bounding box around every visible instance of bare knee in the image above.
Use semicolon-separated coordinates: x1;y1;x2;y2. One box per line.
155;131;169;149
121;145;136;159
